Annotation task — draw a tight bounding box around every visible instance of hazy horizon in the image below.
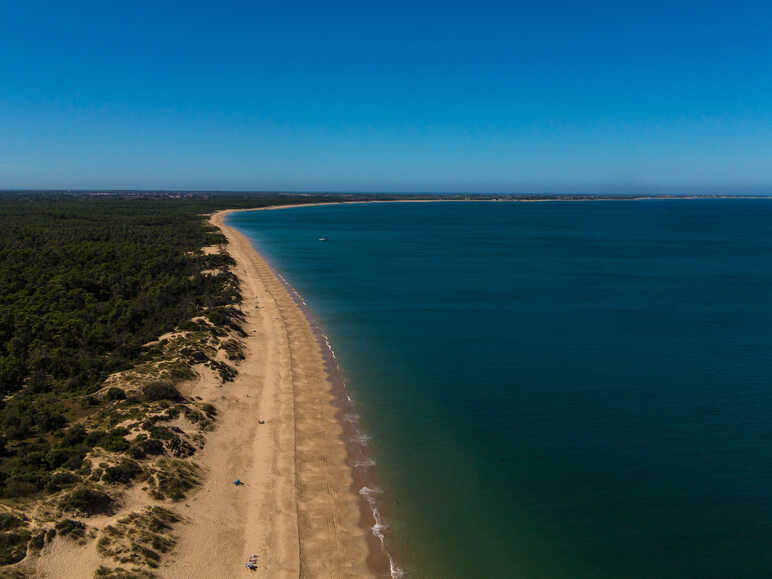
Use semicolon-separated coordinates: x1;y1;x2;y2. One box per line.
3;187;772;196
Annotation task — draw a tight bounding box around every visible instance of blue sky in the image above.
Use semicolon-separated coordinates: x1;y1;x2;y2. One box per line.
1;0;770;192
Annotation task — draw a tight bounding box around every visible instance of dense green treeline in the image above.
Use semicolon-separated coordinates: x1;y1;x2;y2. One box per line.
0;197;227;398
0;193;364;492
0;193;354;399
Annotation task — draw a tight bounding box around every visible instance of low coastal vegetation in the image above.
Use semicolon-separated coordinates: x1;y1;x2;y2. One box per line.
0;192;368;576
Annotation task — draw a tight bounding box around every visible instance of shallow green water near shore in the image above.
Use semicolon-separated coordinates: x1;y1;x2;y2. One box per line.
229;200;772;578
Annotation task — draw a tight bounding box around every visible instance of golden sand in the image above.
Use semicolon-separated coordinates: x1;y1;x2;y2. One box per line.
163;209;372;577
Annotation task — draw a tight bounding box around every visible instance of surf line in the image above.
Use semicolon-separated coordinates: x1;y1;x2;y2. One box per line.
272;267;405;578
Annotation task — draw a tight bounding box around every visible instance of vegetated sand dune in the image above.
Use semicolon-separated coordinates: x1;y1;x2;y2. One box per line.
162;210;372;577
33;207;372;578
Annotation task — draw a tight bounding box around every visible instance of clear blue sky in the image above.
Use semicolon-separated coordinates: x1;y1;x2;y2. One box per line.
1;0;770;192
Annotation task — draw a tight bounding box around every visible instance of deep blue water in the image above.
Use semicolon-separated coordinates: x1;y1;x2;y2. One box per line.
228;200;772;578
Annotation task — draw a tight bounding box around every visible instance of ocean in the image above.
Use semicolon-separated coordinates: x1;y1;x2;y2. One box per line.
228;200;772;578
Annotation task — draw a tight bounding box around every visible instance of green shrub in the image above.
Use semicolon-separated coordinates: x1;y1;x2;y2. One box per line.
15;449;48;470
129;438;164;460
103;460;143;485
221;339;244;361
60;487;115;516
2;478;40;498
133;544;160;566
44;472;80;493
125;392;144;405
81;396;99;407
146;426;174;440
86;430;130;453
146;507;179;533
46;446;87;470
143;381;181;402
0;530;32;565
182;407;201;423
54;518;86;540
206;308;228;327
150;534;173;553
151;460;198;501
3;413;33;440
28;531;45;552
165;361;196;381
180;347;208;363
162;406;181;420
208;360;236;382
167;437;195;458
0;513;26;531
105;387;126;401
61;425;87;446
37;409;67;432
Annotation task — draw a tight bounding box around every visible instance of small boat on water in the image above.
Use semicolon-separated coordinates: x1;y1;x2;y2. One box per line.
318;237;328;241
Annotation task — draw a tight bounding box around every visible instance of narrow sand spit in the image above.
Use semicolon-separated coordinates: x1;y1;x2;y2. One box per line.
163;209;372;577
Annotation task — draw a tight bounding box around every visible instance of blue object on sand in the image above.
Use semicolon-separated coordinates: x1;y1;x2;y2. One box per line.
234;479;241;486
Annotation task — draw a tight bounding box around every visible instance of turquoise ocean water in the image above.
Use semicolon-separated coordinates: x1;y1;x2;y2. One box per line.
228;200;772;578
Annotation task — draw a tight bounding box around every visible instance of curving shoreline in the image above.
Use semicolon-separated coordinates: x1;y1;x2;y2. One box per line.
149;197;764;577
166;207;378;577
273;256;404;578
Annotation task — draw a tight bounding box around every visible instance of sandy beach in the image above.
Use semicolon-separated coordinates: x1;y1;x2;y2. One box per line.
163;209;373;577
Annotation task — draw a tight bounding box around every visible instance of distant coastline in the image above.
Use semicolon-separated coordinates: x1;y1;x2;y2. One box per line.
219;194;772;213
2;189;772;203
221;194;772;221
